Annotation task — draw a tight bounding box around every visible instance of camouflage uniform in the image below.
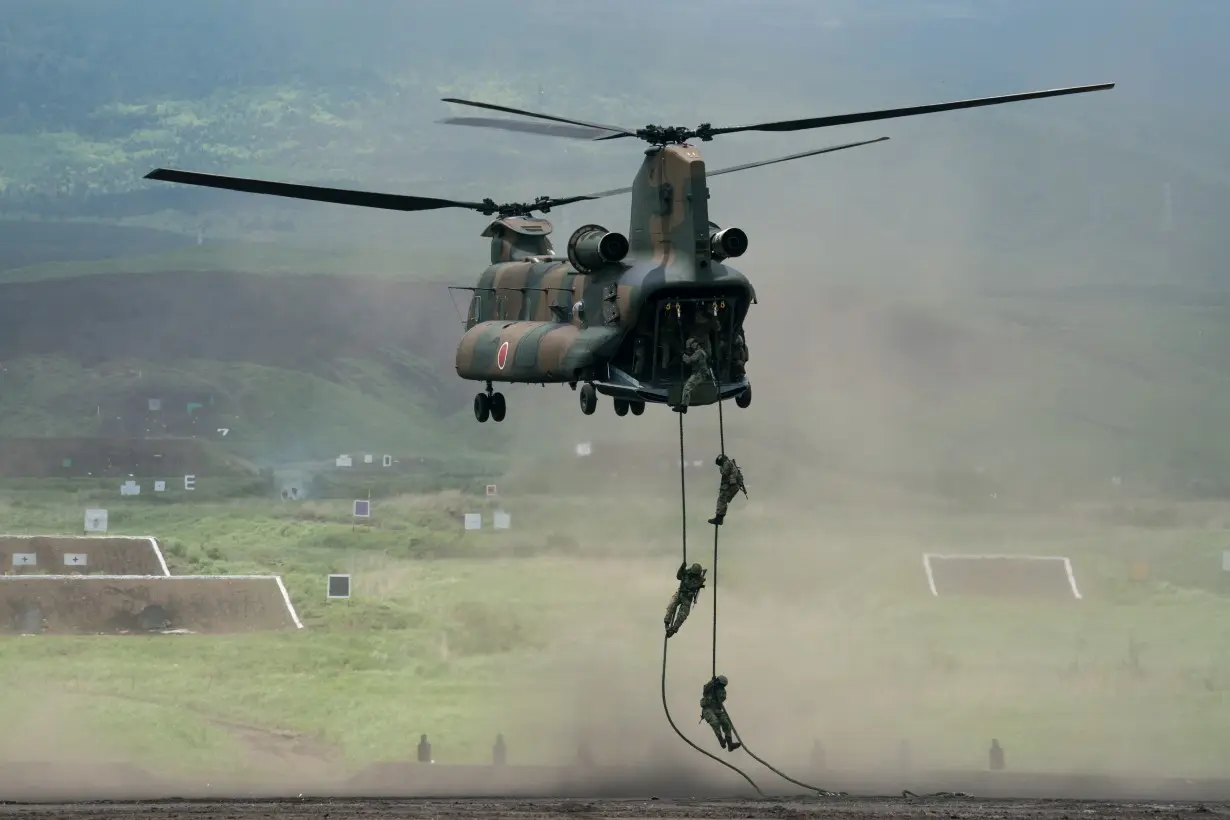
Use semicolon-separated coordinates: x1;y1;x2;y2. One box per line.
692;307;718;358
680;338;710;406
664;561;707;638
731;332;748;379
708;454;745;526
699;675;741;751
632;333;649;378
660;309;681;373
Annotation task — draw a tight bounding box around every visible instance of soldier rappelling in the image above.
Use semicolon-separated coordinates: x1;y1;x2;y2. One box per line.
708;453;747;526
664;562;707;638
699;674;741;752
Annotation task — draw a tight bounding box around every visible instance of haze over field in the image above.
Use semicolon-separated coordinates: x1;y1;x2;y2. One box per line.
2;0;1230;798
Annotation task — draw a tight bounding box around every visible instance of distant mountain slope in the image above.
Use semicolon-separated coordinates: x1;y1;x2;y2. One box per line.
0;270;484;461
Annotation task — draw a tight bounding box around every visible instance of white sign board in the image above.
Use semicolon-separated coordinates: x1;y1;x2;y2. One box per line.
364;454;373;464
464;513;482;531
575;442;593;457
64;553;87;567
84;509;108;533
493;511;511;530
336;454;352;468
486;484;498;497
12;553;35;566
183;475;196;491
382;454;393;467
353;499;371;519
154;480;166;492
120;480;140;496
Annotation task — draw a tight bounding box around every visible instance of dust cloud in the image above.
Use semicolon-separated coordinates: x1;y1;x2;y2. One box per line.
458;1;1227;790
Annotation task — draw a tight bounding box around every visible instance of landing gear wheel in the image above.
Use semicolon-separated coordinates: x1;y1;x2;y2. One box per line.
579;383;597;415
736;385;752;409
630;402;645;416
489;392;506;422
474;392;491;423
613;398;629;417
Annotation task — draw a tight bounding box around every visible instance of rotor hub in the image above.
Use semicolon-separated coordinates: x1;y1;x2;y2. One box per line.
636;123;715;146
481;196;556;218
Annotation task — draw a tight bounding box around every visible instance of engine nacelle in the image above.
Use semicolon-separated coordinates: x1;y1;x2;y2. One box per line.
568;224;629;273
709;226;748;261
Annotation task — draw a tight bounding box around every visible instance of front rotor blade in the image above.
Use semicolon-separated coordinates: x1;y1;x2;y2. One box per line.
440;97;636;137
708;82;1116;137
144;169;486;213
437;116;615;141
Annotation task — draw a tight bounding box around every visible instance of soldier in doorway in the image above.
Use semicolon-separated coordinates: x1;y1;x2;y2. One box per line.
680;338;711;407
730;331;748;379
699;675;741;752
664;561;707;638
692;304;718;357
632;333;650;379
659;305;682;374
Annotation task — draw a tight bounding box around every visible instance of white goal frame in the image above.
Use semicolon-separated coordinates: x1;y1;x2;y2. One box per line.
922;553;1082;600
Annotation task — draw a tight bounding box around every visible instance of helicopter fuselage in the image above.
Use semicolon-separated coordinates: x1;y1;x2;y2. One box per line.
455;253;753;408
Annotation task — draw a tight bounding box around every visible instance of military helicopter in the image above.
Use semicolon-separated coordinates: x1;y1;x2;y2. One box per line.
144;81;1113;424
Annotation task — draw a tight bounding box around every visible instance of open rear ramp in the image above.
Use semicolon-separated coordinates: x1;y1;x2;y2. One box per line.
0;575;303;634
0;535;168;576
923;553;1082;600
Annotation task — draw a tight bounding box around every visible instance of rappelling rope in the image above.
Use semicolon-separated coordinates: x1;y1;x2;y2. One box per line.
725;714;847;797
660;409;763;796
660;635;763;795
710;395;845;798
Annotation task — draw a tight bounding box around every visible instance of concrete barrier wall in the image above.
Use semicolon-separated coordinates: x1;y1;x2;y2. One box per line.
0;575;303;634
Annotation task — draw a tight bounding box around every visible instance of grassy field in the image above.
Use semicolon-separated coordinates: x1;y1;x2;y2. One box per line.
3;484;1230;782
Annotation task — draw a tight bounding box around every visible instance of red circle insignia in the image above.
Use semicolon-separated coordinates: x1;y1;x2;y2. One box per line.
497;341;510;370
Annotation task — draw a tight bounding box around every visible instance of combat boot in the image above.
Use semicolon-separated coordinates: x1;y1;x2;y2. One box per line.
716;734;728;749
727;736;741;752
708;514;724;526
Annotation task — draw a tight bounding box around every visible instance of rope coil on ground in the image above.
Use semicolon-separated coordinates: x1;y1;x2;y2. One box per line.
726;715;847;797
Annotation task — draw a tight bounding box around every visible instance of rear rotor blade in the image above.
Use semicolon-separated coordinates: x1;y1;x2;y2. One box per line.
569;137;892;201
436;116;615;140
440;97;636;137
707;83;1115;137
704;136;890;180
144;169;488;213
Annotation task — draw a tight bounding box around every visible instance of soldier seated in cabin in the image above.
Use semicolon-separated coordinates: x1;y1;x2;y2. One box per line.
659;309;681;374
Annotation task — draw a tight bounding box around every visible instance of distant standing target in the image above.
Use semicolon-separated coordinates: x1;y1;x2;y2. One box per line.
327;574;351;600
353;499;371;519
84;509;108;533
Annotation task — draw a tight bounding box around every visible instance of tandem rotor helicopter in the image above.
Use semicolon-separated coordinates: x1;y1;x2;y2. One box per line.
146;81;1113;424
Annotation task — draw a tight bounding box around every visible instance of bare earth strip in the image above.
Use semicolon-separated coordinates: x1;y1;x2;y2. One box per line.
0;797;1225;820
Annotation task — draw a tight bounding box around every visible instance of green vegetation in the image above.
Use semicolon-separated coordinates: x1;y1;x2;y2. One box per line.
4;490;1230;778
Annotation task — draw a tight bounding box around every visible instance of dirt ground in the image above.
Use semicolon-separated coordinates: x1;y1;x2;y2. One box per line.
0;796;1224;819
0;576;300;633
0;536;166;576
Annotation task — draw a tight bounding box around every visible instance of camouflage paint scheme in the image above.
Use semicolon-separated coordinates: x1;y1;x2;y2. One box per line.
455;145;754;406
